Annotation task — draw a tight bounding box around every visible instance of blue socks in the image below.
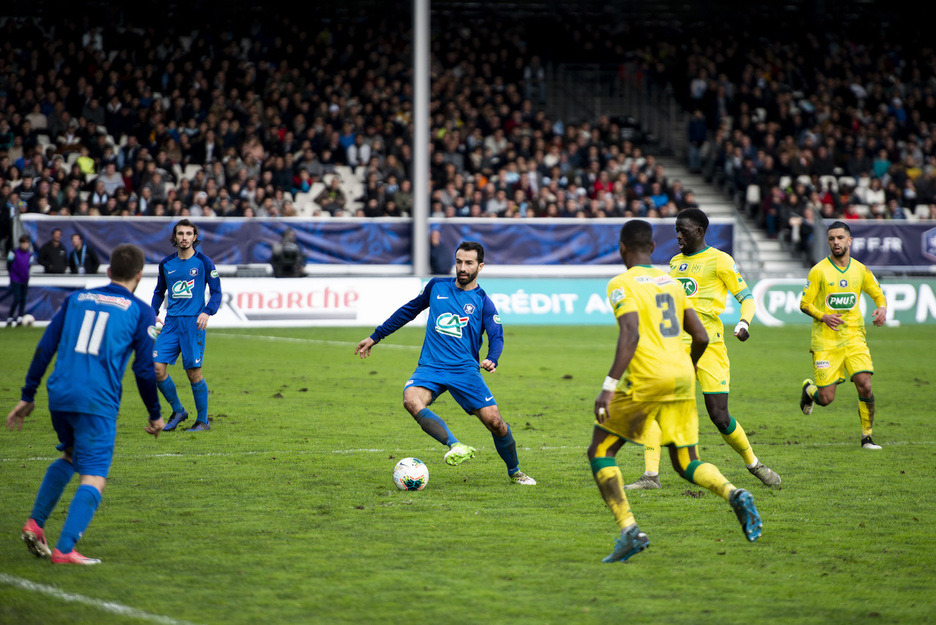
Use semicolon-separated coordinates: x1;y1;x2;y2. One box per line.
157;376;185;414
493;425;519;475
413;408;457;446
192;379;209;423
30;458;76;527
55;484;102;553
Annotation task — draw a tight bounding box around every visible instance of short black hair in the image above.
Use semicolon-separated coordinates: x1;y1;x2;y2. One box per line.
457;240;485;263
620;219;654;252
18;234;30;243
676;207;709;233
171;219;200;248
109;244;145;281
827;221;851;235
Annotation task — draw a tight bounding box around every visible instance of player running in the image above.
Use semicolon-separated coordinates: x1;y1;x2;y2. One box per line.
626;208;780;490
355;241;536;485
152;219;222;432
7;244;164;564
589;219;762;563
799;221;887;449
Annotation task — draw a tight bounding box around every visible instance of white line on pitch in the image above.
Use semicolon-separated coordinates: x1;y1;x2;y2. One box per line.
212;332;421;350
2;440;934;464
0;573;201;625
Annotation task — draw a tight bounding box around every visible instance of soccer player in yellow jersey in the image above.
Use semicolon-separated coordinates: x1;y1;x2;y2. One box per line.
625;208;780;490
799;221;887;450
587;220;762;563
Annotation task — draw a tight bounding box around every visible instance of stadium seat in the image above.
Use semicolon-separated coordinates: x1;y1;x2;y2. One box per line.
745;184;761;208
183;164;203;181
853;204;871;218
819;175;838;193
915;204;932;218
839;175;857;190
779;175;791;190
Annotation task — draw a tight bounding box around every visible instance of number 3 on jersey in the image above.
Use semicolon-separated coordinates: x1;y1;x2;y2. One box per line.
75;310;110;355
655;293;681;337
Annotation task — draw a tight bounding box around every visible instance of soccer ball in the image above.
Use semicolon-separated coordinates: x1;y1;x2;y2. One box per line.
392;457;429;491
21;314;35;327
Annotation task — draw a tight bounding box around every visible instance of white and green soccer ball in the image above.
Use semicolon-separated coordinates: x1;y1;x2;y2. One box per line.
392;457;429;491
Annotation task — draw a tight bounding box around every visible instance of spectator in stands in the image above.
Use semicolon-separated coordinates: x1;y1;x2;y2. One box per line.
38;228;68;274
6;235;33;326
315;177;347;216
270;229;305;278
68;233;100;275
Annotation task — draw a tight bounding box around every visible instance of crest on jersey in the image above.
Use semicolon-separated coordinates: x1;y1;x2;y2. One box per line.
211;269;219;278
678;263;688;272
435;312;469;338
463;303;475;315
826;292;857;310
492;315;501;324
839;279;848;287
190;267;199;277
609;287;626;304
691;262;703;273
172;279;195;298
677;277;699;296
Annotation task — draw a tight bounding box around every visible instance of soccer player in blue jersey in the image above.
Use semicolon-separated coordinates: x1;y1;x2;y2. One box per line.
355;241;536;485
6;244;164;565
152;219;222;432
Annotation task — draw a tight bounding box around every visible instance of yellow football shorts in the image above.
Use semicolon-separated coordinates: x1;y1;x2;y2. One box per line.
597;391;699;448
684;340;730;394
812;342;874;387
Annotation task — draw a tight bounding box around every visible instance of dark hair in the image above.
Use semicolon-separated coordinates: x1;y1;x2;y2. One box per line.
676;207;709;233
620;219;654;251
18;234;30;243
71;232;83;241
109;244;145;281
827;221;851;234
457;240;485;263
171;218;200;248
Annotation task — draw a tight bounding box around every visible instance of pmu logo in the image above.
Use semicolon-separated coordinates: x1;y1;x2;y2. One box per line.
435;312;469;337
826;292;857;310
677;277;699;296
171;279;195;299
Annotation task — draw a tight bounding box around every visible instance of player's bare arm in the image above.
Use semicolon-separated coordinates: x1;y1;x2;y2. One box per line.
684;308;709;367
355;337;376;358
595;312;638;422
872;307;887;326
5;400;35;431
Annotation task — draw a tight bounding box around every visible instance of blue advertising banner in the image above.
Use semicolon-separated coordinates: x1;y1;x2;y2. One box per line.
838;221;936;269
20;217;733;268
435;220;734;266
21;218;413;265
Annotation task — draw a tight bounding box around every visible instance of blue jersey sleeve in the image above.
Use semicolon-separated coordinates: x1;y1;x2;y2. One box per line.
21;297;69;402
481;294;504;366
370;278;436;343
131;303;161;420
152;258;168;314
199;253;222;316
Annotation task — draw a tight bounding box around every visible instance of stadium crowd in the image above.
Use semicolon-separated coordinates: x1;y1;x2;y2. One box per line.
1;4;934;249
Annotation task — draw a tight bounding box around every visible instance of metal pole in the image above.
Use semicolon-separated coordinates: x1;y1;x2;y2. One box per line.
411;0;430;276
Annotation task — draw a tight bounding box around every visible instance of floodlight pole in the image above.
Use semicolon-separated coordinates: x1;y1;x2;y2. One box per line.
412;0;430;276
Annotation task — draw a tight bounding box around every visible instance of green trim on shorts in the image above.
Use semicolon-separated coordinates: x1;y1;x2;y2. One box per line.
701;391;729;395
685;459;703;483
589;456;617;474
718;415;737;435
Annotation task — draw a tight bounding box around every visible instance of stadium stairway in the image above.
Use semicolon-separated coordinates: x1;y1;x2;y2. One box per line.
657;156;809;280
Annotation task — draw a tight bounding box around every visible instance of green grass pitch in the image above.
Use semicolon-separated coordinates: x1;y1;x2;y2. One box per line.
1;324;935;625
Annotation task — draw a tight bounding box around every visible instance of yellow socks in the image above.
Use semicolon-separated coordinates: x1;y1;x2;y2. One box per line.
643;419;662;475
719;416;757;466
591;459;636;530
859;395;874;437
685;459;735;501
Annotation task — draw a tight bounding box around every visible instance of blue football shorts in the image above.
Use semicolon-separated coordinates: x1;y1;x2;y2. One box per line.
154;316;206;369
404;365;497;414
51;411;117;478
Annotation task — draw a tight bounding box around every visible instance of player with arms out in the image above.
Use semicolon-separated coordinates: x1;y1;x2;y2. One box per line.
6;244;164;565
626;208;780;490
799;221;887;450
588;220;762;563
152;219;222;432
355;241;536;485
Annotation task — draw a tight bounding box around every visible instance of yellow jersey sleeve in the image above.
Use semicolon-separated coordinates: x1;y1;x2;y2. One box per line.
862;266;887;309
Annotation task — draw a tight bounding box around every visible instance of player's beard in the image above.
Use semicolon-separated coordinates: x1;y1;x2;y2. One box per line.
831;243;848;258
456;267;479;286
